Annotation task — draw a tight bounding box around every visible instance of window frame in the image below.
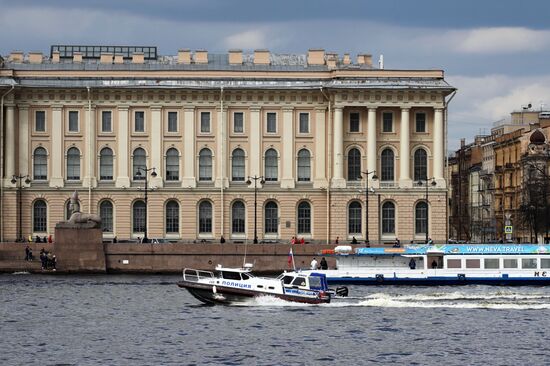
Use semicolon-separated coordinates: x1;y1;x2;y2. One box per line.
134;110;145;133
33;200;48;233
349;112;360;133
165;148;180;181
99;147;114;181
415;112;427;133
414;201;428;236
99;200;114;233
297;149;311;182
298;112;310;134
68;110;79;133
66;147;81;181
348;201;362;235
132;200;146;233
233;112;244;134
381;201;396;235
35;110;46;132
132;148;147;181
264;201;279;235
347;148;361;181
165;200;180;234
231;201;246;234
101;110;112;133
200;111;211;134
199;148;213;181
264;148;278;182
198;201;213;234
33;147;48;180
380;148;395;181
297;201;311;235
266;112;277;134
231;148;246;182
167;111;178;133
382;111;393;133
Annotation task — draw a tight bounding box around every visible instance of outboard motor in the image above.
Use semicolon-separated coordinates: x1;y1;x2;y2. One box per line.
335;286;348;297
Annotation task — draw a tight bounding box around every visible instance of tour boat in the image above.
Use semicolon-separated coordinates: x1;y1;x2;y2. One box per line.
305;244;550;285
178;264;332;305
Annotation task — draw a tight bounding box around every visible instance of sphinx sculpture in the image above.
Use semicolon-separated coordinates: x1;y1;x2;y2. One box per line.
56;191;101;229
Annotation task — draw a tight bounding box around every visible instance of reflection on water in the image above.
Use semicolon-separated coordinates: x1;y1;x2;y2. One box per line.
1;274;549;365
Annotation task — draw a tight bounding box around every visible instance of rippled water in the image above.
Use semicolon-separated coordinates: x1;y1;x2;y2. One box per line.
1;273;550;365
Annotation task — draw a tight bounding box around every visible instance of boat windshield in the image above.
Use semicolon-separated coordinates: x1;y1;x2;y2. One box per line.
281;275;294;285
308;276;322;289
220;271;242;280
291;277;307;287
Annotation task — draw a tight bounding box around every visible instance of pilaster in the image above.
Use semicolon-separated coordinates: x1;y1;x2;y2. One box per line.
331;107;345;188
49;105;64;187
83;106;97;188
115;106;130;188
281;107;295;188
215;107;228;188
399;108;412;188
18;105;30;186
367;107;377;178
150;106;163;187
4;105;15;187
434;108;444;186
182;107;196;188
314;107;328;188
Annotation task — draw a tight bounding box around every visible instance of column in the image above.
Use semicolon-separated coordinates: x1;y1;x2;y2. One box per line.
399;108;412;187
4;105;15;186
433;108;444;184
249;107;262;183
182;107;196;188
83;106;97;188
281;107;295;188
115;106;130;188
18;105;30;186
50;105;64;187
215;107;228;188
331;107;345;188
367;108;377;180
150;106;163;187
313;107;327;188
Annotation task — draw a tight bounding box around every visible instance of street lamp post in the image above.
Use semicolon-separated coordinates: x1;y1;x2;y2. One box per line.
246;175;265;244
11;174;30;242
360;171;378;245
136;166;157;243
417;177;437;243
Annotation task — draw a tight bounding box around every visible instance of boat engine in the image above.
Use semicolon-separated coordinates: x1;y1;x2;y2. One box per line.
335;286;348;297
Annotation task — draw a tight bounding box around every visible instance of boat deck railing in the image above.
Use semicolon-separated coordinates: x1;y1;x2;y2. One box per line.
183;268;215;282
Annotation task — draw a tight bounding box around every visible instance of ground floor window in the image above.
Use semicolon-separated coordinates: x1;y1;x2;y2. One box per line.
348;201;362;234
100;201;113;233
33;200;47;232
265;201;278;234
199;201;212;234
133;201;146;233
166;201;179;233
297;201;311;234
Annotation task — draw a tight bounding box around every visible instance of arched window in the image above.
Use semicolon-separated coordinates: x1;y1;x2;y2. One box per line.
415;201;428;235
166;148;179;181
347;148;361;181
100;201;113;233
414;149;428;181
100;148;113;181
33;200;47;232
265;149;278;181
348;201;362;235
133;148;146;180
381;148;394;181
33;147;47;180
264;201;278;234
232;201;245;234
297;201;311;234
232;149;245;181
199;201;213;233
297;149;311;182
132;200;146;233
166;200;179;233
66;147;80;180
199;149;212;181
382;201;396;234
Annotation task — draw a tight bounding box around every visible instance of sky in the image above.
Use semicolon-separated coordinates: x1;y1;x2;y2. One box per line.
1;0;550;150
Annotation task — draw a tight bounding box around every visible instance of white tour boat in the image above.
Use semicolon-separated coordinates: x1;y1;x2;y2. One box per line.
178;264;332;305
305;244;550;285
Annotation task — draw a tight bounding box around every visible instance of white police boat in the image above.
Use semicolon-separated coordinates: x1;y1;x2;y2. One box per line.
306;244;550;285
177;264;332;305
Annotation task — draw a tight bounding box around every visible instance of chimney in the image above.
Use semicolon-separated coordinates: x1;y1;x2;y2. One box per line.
254;49;270;65
28;52;43;64
177;49;191;64
100;53;113;64
114;54;124;64
9;51;24;63
343;53;351;65
364;54;372;67
460;138;466;148
356;54;365;65
228;49;243;65
132;52;144;64
73;52;83;63
52;51;60;63
326;53;338;69
195;50;208;64
307;49;325;66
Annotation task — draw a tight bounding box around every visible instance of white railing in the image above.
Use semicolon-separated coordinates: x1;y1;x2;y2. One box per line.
183;268;214;282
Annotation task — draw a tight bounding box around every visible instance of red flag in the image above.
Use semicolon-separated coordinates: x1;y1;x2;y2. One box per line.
288;247;293;266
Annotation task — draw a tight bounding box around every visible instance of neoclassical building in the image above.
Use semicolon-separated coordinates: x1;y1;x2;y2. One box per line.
0;46;455;243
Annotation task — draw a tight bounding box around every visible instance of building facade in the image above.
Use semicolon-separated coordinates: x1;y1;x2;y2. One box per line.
0;47;455;243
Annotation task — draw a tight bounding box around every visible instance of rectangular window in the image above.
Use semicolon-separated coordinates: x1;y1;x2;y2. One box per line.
349;112;360;132
200;112;211;133
135;111;145;132
447;259;462;269
466;259;480;269
541;259;550;269
382;112;393;132
299;113;309;133
416;113;426;133
484;258;499;269
522;258;537;269
168;112;178;132
101;111;112;132
266;112;277;133
68;111;79;132
35;111;46;132
233;112;244;133
503;259;518;269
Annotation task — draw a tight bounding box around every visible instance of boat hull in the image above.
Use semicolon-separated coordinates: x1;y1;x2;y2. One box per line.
178;280;330;305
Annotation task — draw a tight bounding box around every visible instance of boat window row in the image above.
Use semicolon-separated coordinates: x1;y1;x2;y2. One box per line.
446;257;550;270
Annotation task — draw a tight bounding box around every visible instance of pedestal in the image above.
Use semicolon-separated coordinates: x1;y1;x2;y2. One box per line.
54;227;106;272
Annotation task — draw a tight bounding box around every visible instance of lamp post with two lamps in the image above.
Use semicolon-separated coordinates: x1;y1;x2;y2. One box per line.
360;171;378;245
246;175;265;244
11;174;30;242
135;166;157;243
417;177;437;243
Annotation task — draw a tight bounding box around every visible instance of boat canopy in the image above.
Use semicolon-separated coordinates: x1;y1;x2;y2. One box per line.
352;244;550;256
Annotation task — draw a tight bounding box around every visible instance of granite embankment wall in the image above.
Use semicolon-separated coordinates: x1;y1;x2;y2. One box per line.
0;242;345;274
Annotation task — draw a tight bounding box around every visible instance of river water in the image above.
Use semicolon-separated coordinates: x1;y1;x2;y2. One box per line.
1;273;550;366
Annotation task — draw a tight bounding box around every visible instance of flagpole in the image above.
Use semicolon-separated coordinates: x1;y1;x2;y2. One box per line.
292;247;296;271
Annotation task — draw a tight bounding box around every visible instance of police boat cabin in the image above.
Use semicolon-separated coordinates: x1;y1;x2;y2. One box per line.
310;244;550;285
177;264;331;305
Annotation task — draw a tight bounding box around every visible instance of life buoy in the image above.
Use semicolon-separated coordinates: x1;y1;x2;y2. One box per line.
375;274;384;283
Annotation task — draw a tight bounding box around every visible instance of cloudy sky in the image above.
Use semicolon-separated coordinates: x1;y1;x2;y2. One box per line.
1;0;549;149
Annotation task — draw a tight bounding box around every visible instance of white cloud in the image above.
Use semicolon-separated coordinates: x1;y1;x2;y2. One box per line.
224;29;267;50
